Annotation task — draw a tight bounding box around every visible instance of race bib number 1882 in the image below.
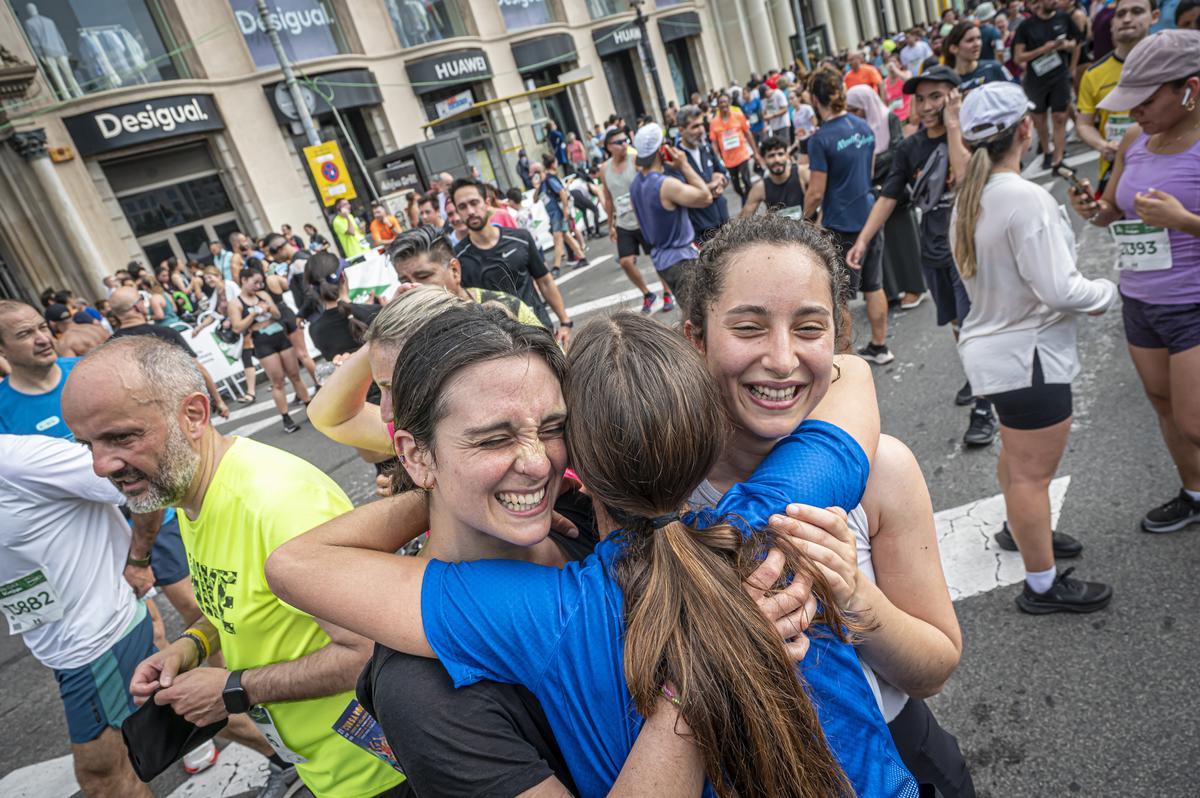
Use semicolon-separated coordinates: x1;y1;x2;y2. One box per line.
1;570;63;635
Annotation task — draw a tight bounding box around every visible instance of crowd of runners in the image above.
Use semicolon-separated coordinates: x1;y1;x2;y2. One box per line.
2;2;1200;797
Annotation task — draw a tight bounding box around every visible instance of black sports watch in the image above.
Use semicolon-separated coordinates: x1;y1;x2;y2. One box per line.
222;670;251;714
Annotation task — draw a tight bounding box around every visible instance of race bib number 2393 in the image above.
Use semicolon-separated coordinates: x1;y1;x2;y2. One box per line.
1110;221;1173;272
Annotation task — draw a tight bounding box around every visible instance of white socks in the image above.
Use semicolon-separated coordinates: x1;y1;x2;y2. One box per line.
1025;566;1057;595
1185;488;1200;503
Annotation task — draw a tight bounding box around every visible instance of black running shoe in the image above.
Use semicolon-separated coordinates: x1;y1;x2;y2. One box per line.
1141;489;1200;533
955;380;974;406
281;414;300;434
1015;568;1113;614
857;341;895;365
1042;152;1054;171
963;406;996;446
994;522;1083;558
551;266;561;278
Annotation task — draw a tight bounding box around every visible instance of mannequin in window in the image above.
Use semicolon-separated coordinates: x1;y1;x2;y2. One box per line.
23;3;82;99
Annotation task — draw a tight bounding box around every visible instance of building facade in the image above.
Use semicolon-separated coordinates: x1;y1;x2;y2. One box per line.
0;0;725;300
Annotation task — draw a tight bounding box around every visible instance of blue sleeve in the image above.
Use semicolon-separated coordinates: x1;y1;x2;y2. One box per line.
712;420;870;532
808;130;828;173
421;558;577;690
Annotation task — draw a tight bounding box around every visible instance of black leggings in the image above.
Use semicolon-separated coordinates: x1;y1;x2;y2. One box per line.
728;160;754;200
571;190;601;235
888;697;976;798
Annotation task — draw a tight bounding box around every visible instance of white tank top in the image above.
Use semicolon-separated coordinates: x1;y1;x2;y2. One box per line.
849;504;910;723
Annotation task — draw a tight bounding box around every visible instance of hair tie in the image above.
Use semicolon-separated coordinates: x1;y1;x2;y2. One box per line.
325;262;347;285
648;512;681;530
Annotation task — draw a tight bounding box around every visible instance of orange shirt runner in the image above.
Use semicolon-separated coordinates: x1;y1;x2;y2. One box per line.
709;108;754;169
844;65;883;92
369;214;402;243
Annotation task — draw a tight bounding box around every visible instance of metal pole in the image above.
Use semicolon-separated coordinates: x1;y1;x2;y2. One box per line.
793;0;812;70
309;78;381;202
632;1;669;119
256;0;320;147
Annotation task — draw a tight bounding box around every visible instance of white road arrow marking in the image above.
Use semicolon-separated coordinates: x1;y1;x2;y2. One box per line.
935;476;1071;601
0;754;77;798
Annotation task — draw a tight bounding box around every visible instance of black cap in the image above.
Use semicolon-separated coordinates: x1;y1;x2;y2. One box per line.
903;65;962;95
44;303;71;323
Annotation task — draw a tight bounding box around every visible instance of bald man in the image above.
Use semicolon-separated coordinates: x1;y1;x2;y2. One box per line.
107;287;230;419
62;336;407;798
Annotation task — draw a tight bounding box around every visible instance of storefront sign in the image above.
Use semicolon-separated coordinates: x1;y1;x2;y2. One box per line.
435;89;474;119
264;68;383;124
658;11;701;43
374;159;420;195
231;0;341;69
512;33;577;72
406;48;493;94
63;94;225;157
592;21;642;57
304;140;357;206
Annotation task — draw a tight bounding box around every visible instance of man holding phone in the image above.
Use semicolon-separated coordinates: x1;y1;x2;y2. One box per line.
1013;0;1085;171
628;123;713;301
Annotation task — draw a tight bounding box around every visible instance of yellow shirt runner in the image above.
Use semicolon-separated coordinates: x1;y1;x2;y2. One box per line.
1078;53;1131;181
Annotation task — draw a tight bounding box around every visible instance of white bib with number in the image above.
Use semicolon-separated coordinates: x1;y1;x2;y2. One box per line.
721;130;742;152
1;569;63;635
1031;51;1062;77
1105;113;1134;144
1111;220;1173;272
614;193;633;216
248;705;309;764
747;113;759;125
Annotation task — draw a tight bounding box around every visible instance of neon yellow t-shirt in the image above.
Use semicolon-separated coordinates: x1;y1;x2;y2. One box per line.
1078;53;1130;180
332;213;367;259
179;437;404;798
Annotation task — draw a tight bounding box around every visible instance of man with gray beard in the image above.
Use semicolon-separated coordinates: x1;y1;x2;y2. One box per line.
63;336;408;798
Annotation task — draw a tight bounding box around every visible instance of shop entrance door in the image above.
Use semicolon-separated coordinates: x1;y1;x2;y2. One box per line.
601;51;645;122
136;212;241;267
524;66;582;138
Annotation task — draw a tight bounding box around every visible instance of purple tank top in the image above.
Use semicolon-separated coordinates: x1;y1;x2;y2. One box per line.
629;170;697;271
1114;133;1200;304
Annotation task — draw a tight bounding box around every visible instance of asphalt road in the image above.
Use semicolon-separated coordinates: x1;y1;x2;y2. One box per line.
3;147;1198;797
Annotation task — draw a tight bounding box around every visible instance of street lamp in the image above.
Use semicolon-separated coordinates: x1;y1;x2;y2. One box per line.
630;0;669;120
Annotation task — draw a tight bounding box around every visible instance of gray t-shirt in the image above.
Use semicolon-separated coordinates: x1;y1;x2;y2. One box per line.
766;88;790;132
602;155;640;231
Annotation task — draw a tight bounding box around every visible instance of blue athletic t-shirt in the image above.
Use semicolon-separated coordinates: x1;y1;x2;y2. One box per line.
0;357;79;439
807;114;877;233
421;420;918;798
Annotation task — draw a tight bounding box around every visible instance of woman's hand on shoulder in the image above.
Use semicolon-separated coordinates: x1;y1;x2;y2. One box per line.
770;504;865;613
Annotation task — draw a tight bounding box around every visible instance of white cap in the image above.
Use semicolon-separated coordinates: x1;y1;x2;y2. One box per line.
959;82;1034;143
633;122;664;167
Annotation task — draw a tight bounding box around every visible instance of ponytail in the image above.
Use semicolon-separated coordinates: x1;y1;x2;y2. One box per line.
953;125;1020;279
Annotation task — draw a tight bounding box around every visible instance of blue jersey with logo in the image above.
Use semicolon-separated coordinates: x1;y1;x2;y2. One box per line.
422;421;917;798
807;113;877;233
0;357;80;439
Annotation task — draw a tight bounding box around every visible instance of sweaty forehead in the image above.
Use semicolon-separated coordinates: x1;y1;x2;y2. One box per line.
440;356;564;427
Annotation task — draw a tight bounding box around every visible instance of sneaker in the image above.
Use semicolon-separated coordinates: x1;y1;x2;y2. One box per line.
575;258;589;269
551;266;561;278
182;739;218;775
857;341;895;365
281;414;300;434
1015;568;1113;614
256;761;300;798
963;406;996;447
1141;489;1200;533
899;292;926;310
955;380;974;406
641;292;658;314
1041;152;1054;171
994;522;1083;559
661;294;675;312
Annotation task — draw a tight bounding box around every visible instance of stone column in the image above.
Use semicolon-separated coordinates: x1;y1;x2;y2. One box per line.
739;0;781;73
827;0;862;51
9;130;107;294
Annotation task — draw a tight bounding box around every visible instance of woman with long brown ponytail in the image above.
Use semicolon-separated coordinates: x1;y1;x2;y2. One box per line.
265;302;915;797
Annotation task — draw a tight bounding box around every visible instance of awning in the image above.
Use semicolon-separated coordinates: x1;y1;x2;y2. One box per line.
420;76;593;130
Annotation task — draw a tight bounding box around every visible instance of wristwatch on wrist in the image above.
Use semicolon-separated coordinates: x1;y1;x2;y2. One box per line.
126;553;151;567
222;670;251;714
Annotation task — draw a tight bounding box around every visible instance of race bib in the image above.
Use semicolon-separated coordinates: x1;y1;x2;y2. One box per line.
721;130;742;152
1;570;63;635
614;193;633;216
776;206;806;221
747;113;759;125
1111;221;1173;272
248;705;309;764
1030;51;1062;77
1105;113;1134;144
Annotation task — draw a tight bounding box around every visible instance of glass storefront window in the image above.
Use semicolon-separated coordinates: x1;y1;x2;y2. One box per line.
230;0;345;69
11;0;181;100
656;0;685;7
586;0;625;18
119;174;234;237
498;0;555;31
384;0;466;47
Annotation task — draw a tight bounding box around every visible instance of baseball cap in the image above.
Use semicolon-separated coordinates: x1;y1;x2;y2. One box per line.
1098;30;1200;112
973;2;997;22
959;82;1034;143
903;64;962;94
44;303;71;323
633;122;664;168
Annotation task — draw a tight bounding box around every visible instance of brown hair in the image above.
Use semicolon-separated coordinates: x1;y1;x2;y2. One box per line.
566;312;853;798
304;251;369;344
807;66;847;114
681;213;848;344
953;123;1022;279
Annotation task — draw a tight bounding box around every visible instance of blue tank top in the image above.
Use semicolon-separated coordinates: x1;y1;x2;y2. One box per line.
629;170;697;272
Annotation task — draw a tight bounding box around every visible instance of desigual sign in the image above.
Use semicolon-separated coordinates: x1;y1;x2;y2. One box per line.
231;0;341;69
63;95;225;156
405;48;493;95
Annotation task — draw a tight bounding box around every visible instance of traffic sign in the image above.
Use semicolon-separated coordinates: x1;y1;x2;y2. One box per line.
303;140;356;206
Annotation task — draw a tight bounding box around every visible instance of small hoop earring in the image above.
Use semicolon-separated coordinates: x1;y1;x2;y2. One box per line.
1188;100;1197;112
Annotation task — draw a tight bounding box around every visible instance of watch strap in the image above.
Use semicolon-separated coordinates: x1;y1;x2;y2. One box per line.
126;554;152;567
